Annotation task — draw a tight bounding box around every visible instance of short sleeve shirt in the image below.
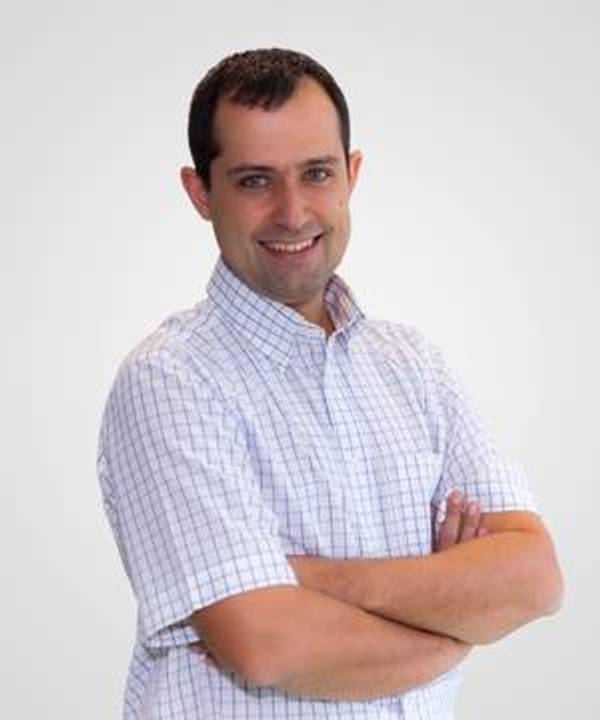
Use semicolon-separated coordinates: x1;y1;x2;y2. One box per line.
97;256;536;719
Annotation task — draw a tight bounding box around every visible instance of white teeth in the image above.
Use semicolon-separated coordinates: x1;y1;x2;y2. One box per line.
264;237;317;254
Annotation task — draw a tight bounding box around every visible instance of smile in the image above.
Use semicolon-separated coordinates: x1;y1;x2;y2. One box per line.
260;233;323;256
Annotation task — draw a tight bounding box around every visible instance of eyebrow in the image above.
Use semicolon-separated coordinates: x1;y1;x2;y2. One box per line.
226;155;340;177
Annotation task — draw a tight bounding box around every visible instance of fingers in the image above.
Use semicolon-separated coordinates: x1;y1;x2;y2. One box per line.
436;490;486;551
437;490;465;551
460;501;481;542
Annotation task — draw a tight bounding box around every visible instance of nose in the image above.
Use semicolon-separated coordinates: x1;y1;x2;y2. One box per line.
272;180;310;232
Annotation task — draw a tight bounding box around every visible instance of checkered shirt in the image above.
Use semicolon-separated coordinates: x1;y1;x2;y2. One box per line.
97;256;536;719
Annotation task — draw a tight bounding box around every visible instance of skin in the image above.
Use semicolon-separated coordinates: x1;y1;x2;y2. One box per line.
436;491;488;551
288;496;563;645
189;493;489;698
181;76;362;334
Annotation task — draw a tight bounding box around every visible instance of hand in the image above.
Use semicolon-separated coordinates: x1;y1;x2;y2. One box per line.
435;490;488;552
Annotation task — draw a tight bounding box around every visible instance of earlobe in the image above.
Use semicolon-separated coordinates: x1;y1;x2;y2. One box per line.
180;166;212;221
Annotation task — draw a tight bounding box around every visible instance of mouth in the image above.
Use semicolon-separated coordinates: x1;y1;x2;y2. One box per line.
259;232;324;258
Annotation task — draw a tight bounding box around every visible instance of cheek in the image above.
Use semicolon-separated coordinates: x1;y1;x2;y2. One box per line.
329;188;350;216
215;203;261;241
314;194;345;227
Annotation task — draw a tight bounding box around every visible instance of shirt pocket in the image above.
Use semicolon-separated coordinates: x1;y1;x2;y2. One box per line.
357;450;443;557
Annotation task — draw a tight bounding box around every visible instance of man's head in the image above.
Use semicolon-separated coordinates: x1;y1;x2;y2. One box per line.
186;48;352;190
181;48;362;327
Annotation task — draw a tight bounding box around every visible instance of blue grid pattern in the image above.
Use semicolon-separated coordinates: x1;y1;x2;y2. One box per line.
97;256;536;719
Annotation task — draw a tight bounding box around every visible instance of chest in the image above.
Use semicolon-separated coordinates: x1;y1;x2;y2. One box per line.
239;346;442;558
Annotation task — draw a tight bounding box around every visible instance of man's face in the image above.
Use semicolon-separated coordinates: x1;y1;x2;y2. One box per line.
182;77;362;324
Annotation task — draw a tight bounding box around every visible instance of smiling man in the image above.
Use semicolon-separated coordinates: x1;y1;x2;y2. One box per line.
180;66;360;332
97;49;563;719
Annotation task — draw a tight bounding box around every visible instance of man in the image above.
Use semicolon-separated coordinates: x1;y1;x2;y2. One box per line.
97;48;563;719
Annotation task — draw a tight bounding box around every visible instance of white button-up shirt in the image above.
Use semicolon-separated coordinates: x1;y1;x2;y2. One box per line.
98;256;535;719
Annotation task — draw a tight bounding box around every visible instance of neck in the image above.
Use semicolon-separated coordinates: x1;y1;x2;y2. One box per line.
288;295;335;336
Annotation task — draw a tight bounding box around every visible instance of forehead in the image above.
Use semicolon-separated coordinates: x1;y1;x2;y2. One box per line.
213;77;344;166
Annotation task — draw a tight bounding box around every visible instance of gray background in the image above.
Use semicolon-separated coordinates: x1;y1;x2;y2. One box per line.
2;1;597;717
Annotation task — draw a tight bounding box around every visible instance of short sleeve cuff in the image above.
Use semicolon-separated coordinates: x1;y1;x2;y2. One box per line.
477;457;538;514
435;456;538;528
141;546;298;649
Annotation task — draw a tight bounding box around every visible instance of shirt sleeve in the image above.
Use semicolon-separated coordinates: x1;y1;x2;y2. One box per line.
98;349;298;650
422;337;538;529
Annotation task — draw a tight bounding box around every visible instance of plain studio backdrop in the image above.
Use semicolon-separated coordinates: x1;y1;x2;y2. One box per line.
2;1;597;717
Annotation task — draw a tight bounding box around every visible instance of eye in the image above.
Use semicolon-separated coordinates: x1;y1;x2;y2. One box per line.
239;174;270;190
304;167;333;183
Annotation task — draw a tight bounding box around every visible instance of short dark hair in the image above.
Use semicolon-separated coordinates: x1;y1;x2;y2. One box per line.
187;48;351;190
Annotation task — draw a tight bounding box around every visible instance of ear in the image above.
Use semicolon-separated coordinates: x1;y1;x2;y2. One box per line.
347;149;363;195
180;166;212;220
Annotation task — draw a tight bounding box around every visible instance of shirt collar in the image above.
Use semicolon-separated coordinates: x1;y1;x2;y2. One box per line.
206;255;365;368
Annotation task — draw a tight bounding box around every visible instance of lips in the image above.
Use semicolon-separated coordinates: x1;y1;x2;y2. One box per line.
259;232;324;256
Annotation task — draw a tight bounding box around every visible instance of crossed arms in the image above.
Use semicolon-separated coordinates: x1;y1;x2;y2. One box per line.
190;491;563;701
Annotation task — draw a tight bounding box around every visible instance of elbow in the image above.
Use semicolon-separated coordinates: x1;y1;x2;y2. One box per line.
471;558;564;646
234;652;278;688
190;586;303;689
504;553;564;641
460;532;564;646
234;641;294;689
529;532;565;619
212;631;297;689
515;528;564;623
532;562;564;618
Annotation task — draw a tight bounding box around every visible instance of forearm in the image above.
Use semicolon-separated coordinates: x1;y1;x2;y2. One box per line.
270;588;469;700
290;516;563;645
195;586;470;701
